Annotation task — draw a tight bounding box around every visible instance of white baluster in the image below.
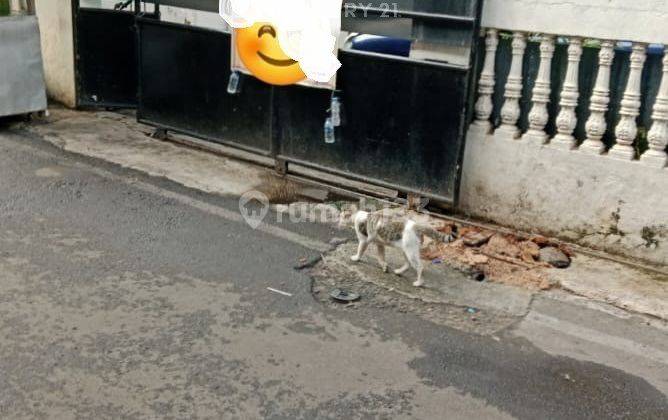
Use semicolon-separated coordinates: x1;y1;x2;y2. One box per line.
609;43;647;160
552;37;583;150
523;35;555;143
473;29;499;132
498;32;527;138
581;40;615;154
640;50;668;168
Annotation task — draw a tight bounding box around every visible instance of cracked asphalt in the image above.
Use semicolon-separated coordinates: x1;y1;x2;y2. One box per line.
0;125;667;419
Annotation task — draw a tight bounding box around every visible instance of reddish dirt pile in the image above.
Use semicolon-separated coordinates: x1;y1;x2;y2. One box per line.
422;224;573;291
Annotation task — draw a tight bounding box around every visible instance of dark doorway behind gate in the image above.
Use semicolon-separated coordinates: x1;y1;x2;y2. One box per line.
73;0;141;108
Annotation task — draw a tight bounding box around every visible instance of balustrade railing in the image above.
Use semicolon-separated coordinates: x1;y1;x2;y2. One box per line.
473;29;668;168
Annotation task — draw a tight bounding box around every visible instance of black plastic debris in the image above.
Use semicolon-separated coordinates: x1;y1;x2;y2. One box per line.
294;255;322;270
471;270;486;282
329;289;360;303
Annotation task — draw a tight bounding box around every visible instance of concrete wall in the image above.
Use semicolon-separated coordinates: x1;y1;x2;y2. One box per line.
34;0;76;107
469;0;668;267
460;127;668;267
481;0;668;44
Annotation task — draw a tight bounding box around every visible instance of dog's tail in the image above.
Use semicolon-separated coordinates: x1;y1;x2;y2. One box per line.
415;225;457;243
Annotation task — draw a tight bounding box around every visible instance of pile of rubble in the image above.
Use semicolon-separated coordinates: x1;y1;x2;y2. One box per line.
423;224;573;291
262;192;575;291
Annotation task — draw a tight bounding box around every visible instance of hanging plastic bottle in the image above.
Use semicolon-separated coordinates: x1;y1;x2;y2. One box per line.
227;71;241;95
324;117;335;144
330;93;341;127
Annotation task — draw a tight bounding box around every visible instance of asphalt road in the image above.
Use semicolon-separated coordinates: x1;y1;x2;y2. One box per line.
0;127;666;419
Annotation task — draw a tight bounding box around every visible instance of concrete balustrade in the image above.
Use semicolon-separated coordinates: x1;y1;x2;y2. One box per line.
609;44;647;160
497;32;526;138
465;28;667;267
642;53;668;168
581;41;615;155
522;35;554;144
472;28;498;133
473;30;667;167
551;37;582;150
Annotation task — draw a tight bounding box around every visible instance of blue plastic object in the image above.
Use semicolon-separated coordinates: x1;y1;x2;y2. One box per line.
616;41;665;55
350;35;412;57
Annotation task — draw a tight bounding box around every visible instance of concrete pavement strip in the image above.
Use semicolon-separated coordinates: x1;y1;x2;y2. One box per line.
15;107;668;321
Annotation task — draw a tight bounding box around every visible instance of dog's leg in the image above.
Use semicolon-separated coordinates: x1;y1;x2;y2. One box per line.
351;237;369;262
394;250;411;275
393;263;410;275
351;220;369;262
405;248;424;287
412;259;424;287
375;244;388;272
402;229;424;287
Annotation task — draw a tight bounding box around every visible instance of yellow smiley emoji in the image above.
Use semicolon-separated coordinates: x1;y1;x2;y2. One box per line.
236;22;306;86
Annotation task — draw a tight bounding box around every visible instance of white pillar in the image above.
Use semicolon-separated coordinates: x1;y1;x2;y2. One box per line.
33;0;76;108
498;32;526;138
473;29;499;132
523;35;555;143
581;40;615;155
551;37;583;150
609;44;647;160
640;51;668;168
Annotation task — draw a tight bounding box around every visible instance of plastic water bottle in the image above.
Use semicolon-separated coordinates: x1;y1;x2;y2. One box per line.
227;72;241;95
331;95;341;127
324;118;335;144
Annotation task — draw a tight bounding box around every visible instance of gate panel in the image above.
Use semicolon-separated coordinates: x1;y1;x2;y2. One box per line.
276;54;469;201
74;6;138;107
136;18;273;155
276;0;482;204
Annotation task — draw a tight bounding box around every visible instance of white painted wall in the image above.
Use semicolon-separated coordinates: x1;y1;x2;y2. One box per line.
33;0;76;107
482;0;668;44
460;127;668;267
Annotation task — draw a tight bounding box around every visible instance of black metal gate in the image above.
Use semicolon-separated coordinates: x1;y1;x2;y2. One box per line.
272;1;483;203
274;52;475;202
136;18;274;155
72;0;142;108
80;0;482;205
